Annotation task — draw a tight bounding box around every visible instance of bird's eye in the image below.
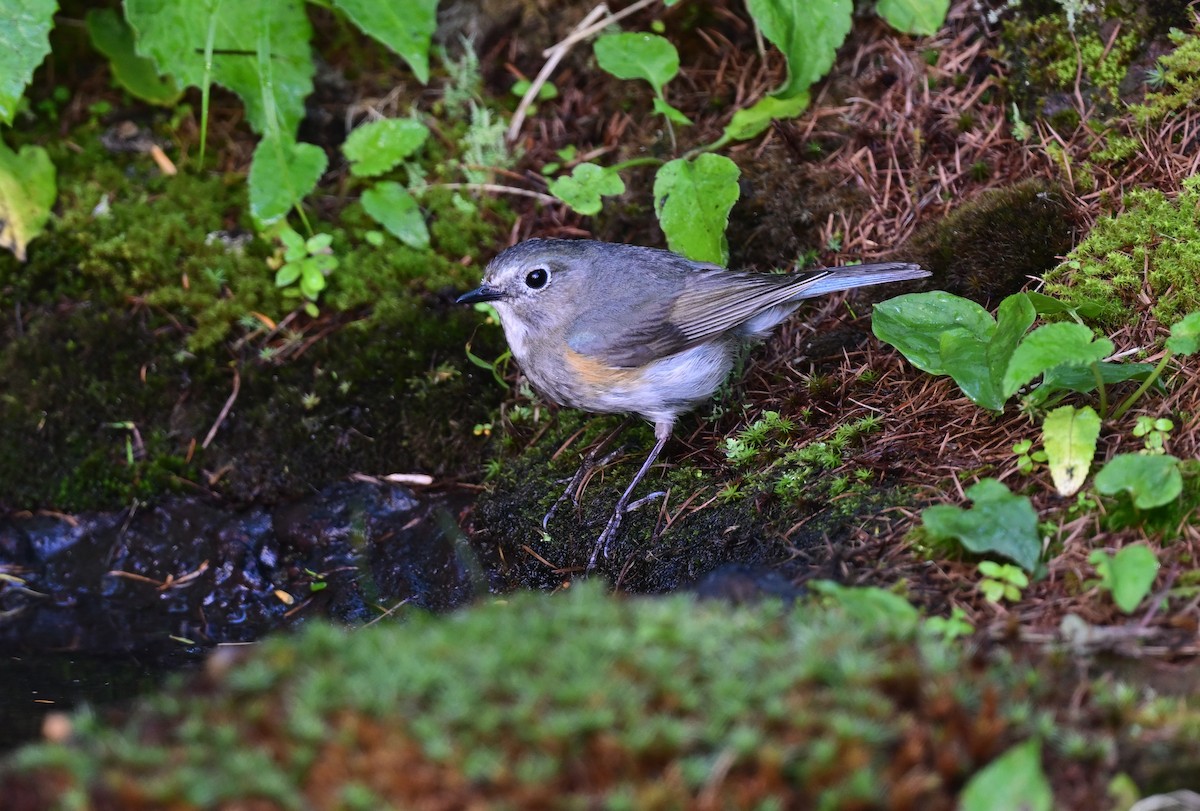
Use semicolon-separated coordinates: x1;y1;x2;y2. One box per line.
525;268;549;289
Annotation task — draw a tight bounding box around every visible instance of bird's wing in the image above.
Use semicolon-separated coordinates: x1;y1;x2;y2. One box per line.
567;262;927;368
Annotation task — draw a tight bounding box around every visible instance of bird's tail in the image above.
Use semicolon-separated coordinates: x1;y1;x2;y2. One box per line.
789;262;929;300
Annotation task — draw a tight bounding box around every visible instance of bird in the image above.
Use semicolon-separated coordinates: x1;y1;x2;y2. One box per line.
458;238;929;567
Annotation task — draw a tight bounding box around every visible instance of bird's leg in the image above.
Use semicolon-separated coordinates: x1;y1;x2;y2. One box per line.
543;416;635;529
588;424;671;569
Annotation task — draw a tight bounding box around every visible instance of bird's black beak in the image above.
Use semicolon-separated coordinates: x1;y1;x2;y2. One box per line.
456;284;505;305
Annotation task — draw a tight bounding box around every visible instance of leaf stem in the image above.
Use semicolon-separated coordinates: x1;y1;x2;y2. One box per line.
1111;349;1173;421
1092;362;1107;419
607;157;664;173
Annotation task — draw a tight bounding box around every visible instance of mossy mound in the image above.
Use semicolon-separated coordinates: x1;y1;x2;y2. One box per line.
4;583;1198;808
0;122;513;511
1042;173;1200;328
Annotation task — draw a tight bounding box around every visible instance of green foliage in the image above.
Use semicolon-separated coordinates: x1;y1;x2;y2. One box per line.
653;154;740;265
876;0;951;36
1133;416;1173;455
1043;175;1200;328
548;162;625;216
1001;323;1112;400
960;739;1052;811
1166;310;1200;355
85;9;182;106
1093;454;1183;511
921;478;1041;573
331;0;438;84
746;0;853;100
247;133;327;227
1011;439;1047;475
124;0;315;138
1041;405;1099;496
1089;545;1159;614
723;410;797;464
721;93;810;142
360;182;430;250
0;138;56;261
271;227;338;316
343;117;430;178
594;33;691;125
0;0;56;124
978;561;1029;604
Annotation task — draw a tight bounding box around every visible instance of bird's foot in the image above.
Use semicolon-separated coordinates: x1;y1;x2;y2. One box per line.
586;490;666;571
542;446;626;529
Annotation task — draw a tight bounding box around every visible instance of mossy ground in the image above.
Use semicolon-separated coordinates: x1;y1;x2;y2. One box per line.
0;109;513;511
3;583;1198;809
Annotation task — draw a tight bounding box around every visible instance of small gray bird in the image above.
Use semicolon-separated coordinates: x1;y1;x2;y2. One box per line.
458;239;929;566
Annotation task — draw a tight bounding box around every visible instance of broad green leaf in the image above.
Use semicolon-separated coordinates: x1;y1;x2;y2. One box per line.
1165;310;1200;355
939;328;1004;411
548;163;625;216
721;92;810;142
1089;545;1159;614
986;293;1036;394
876;0;950;36
0;139;56;261
1094;453;1182;510
86;8;182;105
653;154;740;265
872;291;996;376
960;739;1052;811
248;134;327;227
1026;361;1156;407
1042;405;1100;497
0;0;57;125
361;181;430;250
652;97;693;125
332;0;437;84
125;0;314;137
343;117;430;177
1001;322;1114;399
921;478;1041;573
745;0;853;99
593;32;680;97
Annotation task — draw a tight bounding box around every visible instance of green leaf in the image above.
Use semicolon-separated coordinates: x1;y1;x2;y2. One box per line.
876;0;951;36
275;263;301;287
809;581;920;634
872;292;996;376
1001;322;1114;399
248;134;327;227
125;0;315;136
361;181;430;250
939;328;1004;411
1094;453;1182;510
745;0;853;99
332;0;436;83
0;139;56;262
593;32;680;97
1042;405;1100;497
1165;310;1200;355
653;155;740;265
987;293;1036;393
721;92;810;142
0;0;56;125
960;739;1052;811
548;162;625;216
1089;545;1160;614
652;97;693;125
343;117;430;178
921;479;1041;573
1026;361;1156;406
86;9;182;105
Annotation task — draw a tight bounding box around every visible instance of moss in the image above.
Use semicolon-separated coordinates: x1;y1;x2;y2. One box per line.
5;583;1200;806
1042;173;1200;327
1132;25;1200;124
1001;12;1147;123
896;180;1077;304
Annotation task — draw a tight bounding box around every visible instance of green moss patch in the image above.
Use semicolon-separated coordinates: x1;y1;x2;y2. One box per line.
4;583;1198;807
1042;174;1200;327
